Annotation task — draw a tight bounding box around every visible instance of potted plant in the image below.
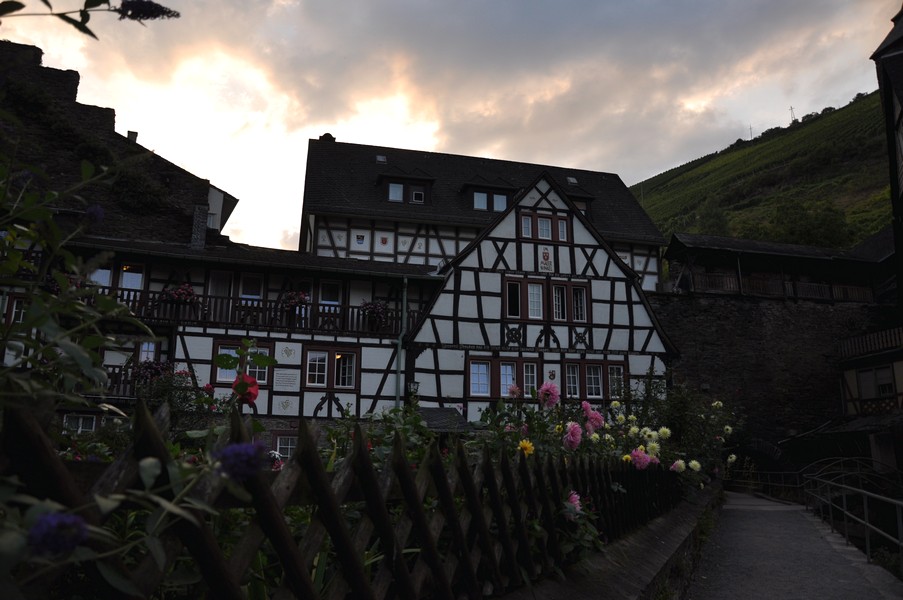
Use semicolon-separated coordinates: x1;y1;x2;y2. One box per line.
360;299;389;330
280;290;310;310
159;282;198;305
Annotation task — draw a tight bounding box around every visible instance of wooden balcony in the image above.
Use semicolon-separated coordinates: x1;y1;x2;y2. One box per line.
688;273;873;303
838;326;903;359
99;288;417;336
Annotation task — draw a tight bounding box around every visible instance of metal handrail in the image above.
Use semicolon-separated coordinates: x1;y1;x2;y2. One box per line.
803;472;903;578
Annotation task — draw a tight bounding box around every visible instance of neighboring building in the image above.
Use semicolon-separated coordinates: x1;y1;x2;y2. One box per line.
664;233;880;302
1;42;675;453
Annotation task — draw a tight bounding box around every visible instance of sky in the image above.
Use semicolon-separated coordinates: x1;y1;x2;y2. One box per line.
2;0;899;249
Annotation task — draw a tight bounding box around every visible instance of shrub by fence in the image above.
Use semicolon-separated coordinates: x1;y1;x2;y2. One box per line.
4;401;682;599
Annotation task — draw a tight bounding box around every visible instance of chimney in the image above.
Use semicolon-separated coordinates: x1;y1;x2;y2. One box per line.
127;131;138;142
190;205;207;250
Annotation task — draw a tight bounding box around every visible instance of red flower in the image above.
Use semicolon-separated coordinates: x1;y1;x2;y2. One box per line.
232;373;259;404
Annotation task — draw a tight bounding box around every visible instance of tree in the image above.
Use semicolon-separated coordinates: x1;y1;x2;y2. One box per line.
0;0;179;40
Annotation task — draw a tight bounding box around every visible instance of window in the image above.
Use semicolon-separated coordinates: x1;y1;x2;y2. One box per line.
307;351;327;386
520;212;570;242
335;352;356;388
500;362;516;395
523;363;538;396
470;361;490;396
586;365;603;398
89;268;112;287
467;358;539;398
553;286;566;320
119;264;143;290
275;435;297;459
137;341;157;362
207;212;218;228
528;283;543;319
573;288;587;322
609;365;624;399
388;181;430;204
240;274;263;300
63;414;96;434
538;218;552;240
506;278;589;324
388;183;404;202
216;343;271;384
305;348;359;390
473;191;507;211
565;364;580;398
506;282;521;318
6;296;26;324
858;366;895;400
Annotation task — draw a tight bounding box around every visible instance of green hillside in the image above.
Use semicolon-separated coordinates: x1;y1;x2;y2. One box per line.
631;91;892;249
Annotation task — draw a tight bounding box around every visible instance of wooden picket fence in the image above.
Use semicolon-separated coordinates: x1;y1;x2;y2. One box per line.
4;402;682;599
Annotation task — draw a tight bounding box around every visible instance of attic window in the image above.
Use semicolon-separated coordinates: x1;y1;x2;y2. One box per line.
387;181;429;204
566;176;578;185
473;190;507;211
376;155;387;164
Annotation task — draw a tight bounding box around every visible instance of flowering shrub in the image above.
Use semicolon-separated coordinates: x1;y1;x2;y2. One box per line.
232;373;259;405
360;300;390;327
280;290;310;309
159;282;198;304
213;441;269;481
27;513;88;556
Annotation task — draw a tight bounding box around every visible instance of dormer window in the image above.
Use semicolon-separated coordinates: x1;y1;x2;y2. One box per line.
388;183;404;202
386;181;429;204
473;190;508;211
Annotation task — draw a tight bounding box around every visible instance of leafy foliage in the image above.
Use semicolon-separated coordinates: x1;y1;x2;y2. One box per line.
633;91;891;249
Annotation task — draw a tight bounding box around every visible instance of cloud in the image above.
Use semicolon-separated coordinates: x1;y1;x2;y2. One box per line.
2;0;897;247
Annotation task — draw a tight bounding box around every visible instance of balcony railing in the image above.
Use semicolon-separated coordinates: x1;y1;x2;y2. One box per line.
838;326;903;359
688;273;873;303
98;288;418;336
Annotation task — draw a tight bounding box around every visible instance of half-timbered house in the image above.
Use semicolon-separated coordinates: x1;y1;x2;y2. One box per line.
2;41;676;455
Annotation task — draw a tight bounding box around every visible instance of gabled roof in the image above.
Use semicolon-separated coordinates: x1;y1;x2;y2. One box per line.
302;136;665;246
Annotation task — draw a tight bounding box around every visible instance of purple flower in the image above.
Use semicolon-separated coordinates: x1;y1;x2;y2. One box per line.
85;204;105;225
538;381;560;409
213;441;268;481
631;448;652;470
563;421;582;450
28;513;88;556
581;401;605;433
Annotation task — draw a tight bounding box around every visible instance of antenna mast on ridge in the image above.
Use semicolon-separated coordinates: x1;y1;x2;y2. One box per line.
790;106;796;121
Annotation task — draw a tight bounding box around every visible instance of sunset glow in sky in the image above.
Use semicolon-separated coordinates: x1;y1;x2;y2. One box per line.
3;0;899;249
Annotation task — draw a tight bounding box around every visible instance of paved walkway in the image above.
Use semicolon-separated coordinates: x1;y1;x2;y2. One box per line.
686;491;903;600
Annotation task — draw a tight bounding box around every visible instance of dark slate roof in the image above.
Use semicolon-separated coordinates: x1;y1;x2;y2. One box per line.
0;41;219;245
847;224;896;262
70;235;439;279
302;136;665;246
664;232;874;263
417;407;473;433
871;4;903;59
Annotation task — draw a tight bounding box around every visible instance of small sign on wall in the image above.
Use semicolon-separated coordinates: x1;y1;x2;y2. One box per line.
539;245;555;273
271;396;299;416
374;231;395;254
273;368;301;392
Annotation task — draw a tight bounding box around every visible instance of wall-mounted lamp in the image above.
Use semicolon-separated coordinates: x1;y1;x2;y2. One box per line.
407;381;420;396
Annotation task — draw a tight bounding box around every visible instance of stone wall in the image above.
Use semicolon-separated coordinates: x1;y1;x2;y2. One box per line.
648;292;888;444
